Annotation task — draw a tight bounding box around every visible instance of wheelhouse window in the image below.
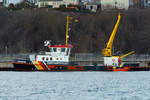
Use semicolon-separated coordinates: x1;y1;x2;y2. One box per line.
49;48;52;52
46;57;49;61
66;48;69;55
53;48;57;52
66;48;70;56
42;57;45;61
50;57;52;60
61;48;65;52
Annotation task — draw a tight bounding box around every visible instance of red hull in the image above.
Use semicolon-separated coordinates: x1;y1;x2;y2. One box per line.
12;62;146;72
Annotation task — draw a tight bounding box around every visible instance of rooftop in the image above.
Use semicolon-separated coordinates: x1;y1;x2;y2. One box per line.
39;0;63;1
48;45;73;48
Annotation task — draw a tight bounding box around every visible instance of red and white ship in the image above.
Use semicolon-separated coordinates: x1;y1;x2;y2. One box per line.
12;15;149;71
13;41;87;71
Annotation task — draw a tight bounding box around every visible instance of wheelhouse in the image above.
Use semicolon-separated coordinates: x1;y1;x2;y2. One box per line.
29;45;73;64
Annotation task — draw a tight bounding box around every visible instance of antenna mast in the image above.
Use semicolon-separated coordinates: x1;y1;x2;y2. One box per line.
66;16;73;46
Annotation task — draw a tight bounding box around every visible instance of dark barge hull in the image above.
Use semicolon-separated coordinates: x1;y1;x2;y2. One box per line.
12;62;150;72
13;62;107;71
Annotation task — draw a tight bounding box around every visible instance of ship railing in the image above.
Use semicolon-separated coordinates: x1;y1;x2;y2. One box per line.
71;53;150;62
0;53;150;63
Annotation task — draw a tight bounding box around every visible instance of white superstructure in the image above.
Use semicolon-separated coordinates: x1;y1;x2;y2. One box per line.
104;56;119;67
29;45;72;65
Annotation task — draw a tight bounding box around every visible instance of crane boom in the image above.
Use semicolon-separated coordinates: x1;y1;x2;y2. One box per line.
119;51;135;59
102;13;121;57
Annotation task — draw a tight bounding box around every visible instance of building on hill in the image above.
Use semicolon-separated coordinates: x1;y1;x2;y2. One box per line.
131;0;150;8
85;4;98;12
38;0;63;8
63;0;77;5
0;0;3;7
145;0;150;7
25;0;38;5
3;0;22;7
148;0;150;5
101;0;129;10
138;0;145;8
38;0;79;8
84;1;101;12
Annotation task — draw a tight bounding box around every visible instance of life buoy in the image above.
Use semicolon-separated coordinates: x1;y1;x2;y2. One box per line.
112;59;115;62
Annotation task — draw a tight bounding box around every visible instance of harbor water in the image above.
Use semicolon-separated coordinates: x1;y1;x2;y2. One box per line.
0;71;150;100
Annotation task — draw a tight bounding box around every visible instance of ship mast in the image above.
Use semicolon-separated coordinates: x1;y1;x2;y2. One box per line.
66;16;73;46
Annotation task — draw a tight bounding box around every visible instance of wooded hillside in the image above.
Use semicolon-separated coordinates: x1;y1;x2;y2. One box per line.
0;8;150;55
